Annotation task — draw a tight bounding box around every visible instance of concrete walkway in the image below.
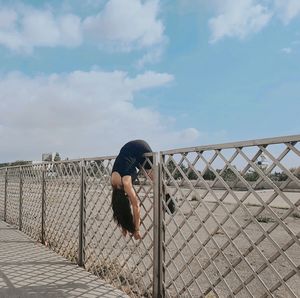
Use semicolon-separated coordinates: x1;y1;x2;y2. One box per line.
0;221;129;298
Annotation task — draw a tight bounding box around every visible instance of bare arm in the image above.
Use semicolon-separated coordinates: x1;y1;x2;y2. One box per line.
122;176;141;240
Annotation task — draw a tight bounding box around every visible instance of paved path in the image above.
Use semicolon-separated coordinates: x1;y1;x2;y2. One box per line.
0;220;129;298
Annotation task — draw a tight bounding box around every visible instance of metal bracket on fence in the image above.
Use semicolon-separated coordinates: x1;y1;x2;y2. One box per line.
19;166;23;231
4;168;7;222
153;153;165;298
78;159;86;267
41;165;46;244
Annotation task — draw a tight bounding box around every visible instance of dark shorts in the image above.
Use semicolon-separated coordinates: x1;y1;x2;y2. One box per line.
112;155;153;180
112;140;153;180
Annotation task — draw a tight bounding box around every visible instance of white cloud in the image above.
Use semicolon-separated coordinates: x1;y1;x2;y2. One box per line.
207;0;300;43
23;11;82;48
83;0;165;51
209;0;272;43
136;47;164;68
0;0;165;55
125;71;173;91
0;6;82;52
274;0;300;25
0;8;17;30
178;128;200;140
281;47;292;54
0;70;200;161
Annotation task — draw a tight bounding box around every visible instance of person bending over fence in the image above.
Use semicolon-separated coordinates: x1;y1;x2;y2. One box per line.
111;139;175;240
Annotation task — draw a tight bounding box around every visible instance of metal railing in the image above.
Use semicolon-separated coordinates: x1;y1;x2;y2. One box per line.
0;135;299;298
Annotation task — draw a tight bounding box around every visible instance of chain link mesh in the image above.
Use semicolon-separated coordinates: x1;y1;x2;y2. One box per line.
160;139;300;298
84;156;155;298
21;164;43;240
44;161;81;263
0;136;299;297
6;167;20;226
0;168;5;219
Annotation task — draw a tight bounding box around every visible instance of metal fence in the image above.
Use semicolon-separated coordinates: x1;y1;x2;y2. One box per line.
0;135;299;298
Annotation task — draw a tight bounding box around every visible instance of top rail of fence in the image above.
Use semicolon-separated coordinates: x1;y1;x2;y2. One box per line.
160;134;300;155
0;153;156;170
1;135;299;170
0;155;118;170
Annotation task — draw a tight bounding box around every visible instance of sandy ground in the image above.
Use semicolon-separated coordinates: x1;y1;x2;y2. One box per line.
140;186;300;298
0;220;129;298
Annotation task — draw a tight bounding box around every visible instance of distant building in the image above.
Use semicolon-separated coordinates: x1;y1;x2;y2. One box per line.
256;154;269;171
42;152;61;162
31;153;61;177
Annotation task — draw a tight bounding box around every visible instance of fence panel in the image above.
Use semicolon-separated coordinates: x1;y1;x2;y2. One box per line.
0;135;299;297
160;136;300;298
6;167;20;226
21;164;43;240
84;155;155;297
44;161;81;263
0;168;6;220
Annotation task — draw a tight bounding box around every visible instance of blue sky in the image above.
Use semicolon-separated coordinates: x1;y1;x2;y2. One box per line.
0;0;299;161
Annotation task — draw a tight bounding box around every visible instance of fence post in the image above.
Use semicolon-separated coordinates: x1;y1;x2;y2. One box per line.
19;166;23;231
153;152;165;298
4;168;7;222
41;165;46;244
78;159;86;267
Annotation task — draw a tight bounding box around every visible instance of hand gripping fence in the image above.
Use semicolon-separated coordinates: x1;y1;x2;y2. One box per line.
0;135;299;297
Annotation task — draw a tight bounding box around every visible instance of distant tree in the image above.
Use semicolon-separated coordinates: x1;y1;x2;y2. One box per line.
270;171;288;181
0;163;10;168
166;159;200;180
11;160;32;166
53;153;61;162
221;168;237;181
203;169;216;180
187;169;199;180
167;160;185;179
0;160;31;168
245;171;259;181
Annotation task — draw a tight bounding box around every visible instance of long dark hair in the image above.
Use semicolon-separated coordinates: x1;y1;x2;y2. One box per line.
111;188;135;233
